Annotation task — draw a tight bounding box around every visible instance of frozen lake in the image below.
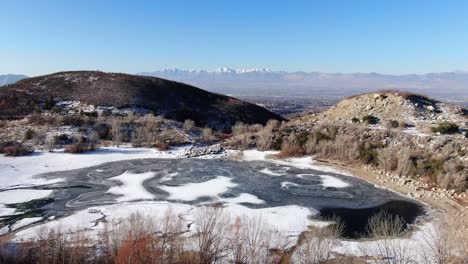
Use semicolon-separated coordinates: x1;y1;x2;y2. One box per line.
1;157;424;238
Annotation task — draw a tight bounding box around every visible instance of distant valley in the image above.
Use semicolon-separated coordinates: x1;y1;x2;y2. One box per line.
139;68;468;106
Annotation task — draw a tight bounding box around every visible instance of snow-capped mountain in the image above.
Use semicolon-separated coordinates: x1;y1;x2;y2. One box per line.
138;69;468;101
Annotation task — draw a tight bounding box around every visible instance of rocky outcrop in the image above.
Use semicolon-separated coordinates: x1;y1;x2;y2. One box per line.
181;144;225;158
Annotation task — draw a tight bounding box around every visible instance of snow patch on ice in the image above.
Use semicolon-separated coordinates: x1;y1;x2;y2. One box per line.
320;175;350;188
0;145;190;189
0;189;53;204
221;193;265;204
107;171;155;202
160;176;237;201
260;168;285;176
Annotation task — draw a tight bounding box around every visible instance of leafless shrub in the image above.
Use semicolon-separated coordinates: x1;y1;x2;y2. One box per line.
0;143;33;156
64;143;91;153
278;132;306;158
313;134;360;162
183;119;195;132
111;118;122;146
32;126;49;146
256;129;275;150
361;211;412;264
98;210;186;264
377;147;398;171
265;119;280;131
194;207;231;263
228;215;284;264
293;220;344;264
249;123;264;133
394;147;417;177
418;220;461;264
202;127;214;142
232;122;249;136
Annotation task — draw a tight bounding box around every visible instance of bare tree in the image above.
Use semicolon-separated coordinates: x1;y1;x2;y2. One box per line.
194;207;231;263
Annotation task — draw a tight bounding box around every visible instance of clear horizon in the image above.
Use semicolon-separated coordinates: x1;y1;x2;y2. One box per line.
2;0;468;76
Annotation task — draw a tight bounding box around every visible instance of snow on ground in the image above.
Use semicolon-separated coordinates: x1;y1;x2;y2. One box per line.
107;171;156;202
0;189;53;204
13;201;319;242
238;150;354;177
10;217;43;231
222;193;265;204
0;145;189;189
332;221;437;263
221;204;323;234
160;176;237;201
0;189;53;218
0;207;17;217
240;150;279;161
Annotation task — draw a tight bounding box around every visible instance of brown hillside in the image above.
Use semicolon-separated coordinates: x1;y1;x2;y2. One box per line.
0;71;285;130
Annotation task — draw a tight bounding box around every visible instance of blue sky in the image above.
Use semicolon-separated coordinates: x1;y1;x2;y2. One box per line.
1;0;468;76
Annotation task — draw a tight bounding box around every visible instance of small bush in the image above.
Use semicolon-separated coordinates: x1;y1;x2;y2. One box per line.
60;115;84;126
386;120;399;128
43;96;55;110
0;143;33;156
81;111;98;117
358;144;379;165
53;134;72;144
183;119;195;132
95;123;111;139
271;134;284;150
362;115;379;125
351;117;359;123
155;141;170;151
202;127;214;142
23;129;35;141
278;145;306;158
64;143;93;153
431;122;459;134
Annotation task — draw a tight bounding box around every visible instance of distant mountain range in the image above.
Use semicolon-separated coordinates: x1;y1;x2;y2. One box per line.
0;74;28;86
139;68;468;101
3;70;468;102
